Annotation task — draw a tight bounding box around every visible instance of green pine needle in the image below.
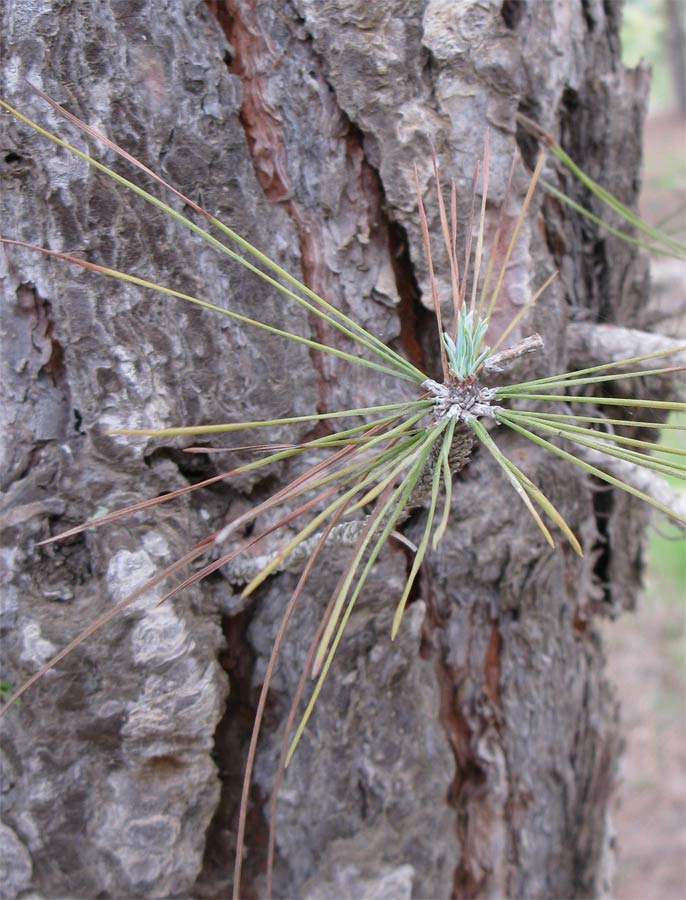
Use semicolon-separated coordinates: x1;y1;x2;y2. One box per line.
497;411;686;527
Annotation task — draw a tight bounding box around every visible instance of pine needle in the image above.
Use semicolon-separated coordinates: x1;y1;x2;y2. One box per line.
497;412;686;527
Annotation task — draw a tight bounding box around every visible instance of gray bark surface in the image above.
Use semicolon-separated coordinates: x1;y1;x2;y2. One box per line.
0;1;652;897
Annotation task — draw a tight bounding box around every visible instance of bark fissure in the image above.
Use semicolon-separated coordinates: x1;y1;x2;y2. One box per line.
195;608;265;899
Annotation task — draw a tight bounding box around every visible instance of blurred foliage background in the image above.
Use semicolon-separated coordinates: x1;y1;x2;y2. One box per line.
621;0;684;600
605;3;685;898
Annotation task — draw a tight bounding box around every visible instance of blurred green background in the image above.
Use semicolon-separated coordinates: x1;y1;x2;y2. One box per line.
649;413;686;600
606;5;685;899
622;0;685;599
623;0;678;109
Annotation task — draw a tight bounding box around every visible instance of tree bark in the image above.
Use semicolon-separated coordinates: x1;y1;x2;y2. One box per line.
0;1;652;897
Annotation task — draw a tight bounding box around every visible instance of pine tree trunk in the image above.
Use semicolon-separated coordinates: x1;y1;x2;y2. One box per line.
0;1;651;897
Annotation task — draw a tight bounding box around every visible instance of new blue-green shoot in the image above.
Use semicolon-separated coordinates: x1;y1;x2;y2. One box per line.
442;306;490;381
